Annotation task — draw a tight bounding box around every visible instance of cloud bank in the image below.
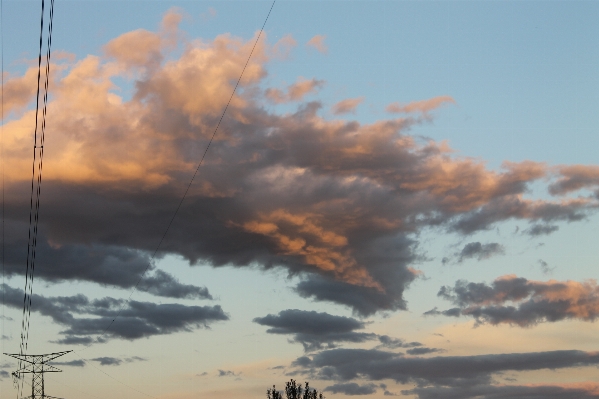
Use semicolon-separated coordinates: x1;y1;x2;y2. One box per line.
3;9;599;318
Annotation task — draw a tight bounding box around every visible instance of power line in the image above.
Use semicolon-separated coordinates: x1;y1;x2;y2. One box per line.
1;0;5;388
16;1;54;398
77;0;277;351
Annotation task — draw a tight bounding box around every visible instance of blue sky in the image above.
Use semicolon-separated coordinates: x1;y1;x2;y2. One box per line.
2;1;599;399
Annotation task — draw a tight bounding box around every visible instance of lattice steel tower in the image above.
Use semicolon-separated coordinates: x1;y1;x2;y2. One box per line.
4;351;72;399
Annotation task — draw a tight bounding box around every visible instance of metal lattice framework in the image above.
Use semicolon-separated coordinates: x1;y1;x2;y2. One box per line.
4;351;71;399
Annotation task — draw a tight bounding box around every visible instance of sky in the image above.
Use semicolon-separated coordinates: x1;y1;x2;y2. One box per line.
2;1;599;398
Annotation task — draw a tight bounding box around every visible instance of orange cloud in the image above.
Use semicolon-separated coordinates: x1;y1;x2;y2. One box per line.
386;95;455;114
1;67;42;117
306;35;327;54
331;97;364;115
265;77;324;103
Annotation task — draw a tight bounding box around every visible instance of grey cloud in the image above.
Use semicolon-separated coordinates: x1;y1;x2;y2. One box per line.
292;356;312;368
404;383;599;399
376;335;422;349
1;283;228;343
90;356;145;366
253;309;375;351
458;242;504;262
324;382;378;395
434;276;599;326
292;348;599;388
539;259;554;275
406;347;444;355
1;224;211;300
92;357;122;366
254;309;417;352
524;223;560;236
218;369;240;377
0;370;9;379
50;360;86;367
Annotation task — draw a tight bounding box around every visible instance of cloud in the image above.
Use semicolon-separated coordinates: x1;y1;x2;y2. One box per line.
306;35;327;54
218;369;240;377
325;382;378;395
200;7;217;22
433;275;599;326
292;348;599;388
1;66;43;117
254;310;422;353
2;10;599;319
386;96;455;115
524;223;560;236
253;309;376;351
91;356;146;366
331;97;364;115
1;226;212;300
538;259;554;275
406;347;444;355
1;283;228;343
376;335;422;349
458;242;505;262
549;165;599;195
404;383;599;399
50;360;86;367
265;77;324;103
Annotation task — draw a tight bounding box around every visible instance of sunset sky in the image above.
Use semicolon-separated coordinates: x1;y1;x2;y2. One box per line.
2;1;599;398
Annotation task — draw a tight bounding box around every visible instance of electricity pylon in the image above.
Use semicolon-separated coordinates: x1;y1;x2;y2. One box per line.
3;351;72;399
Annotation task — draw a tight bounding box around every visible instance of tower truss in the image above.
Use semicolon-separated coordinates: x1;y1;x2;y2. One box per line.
4;351;72;399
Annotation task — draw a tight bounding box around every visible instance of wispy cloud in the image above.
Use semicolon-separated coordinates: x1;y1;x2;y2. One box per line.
306;35;327;54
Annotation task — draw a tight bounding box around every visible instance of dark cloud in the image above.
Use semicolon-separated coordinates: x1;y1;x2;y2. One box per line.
324;382;378;395
376;335;422;349
1;283;228;343
1;224;212;300
406;347;444;355
90;356;145;366
404;383;599;399
217;369;240;377
524;223;560;236
254;309;420;352
458;242;504;262
433;276;599;326
3;22;599;318
539;259;554;275
253;309;375;351
0;370;9;379
50;360;86;367
292;348;599;388
92;357;123;366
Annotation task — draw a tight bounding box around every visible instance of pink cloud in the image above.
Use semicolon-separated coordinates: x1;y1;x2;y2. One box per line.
386;95;455;114
265;77;324;103
306;35;327;54
331;97;364;115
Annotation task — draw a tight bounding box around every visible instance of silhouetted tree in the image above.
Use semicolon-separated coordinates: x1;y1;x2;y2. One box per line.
267;379;324;399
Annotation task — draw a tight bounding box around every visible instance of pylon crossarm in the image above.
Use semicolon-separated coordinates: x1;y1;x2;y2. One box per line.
3;350;72;364
42;350;72;363
13;363;63;374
